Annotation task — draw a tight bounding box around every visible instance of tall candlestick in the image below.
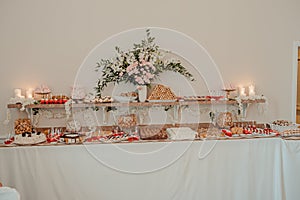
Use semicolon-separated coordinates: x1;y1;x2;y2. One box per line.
26;88;33;99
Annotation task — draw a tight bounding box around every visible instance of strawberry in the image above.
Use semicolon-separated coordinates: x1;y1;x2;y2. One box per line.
222;129;232;137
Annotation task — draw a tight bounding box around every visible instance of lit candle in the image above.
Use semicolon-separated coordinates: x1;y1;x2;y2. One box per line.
249;84;255;96
26;89;33;99
239;86;246;97
14;88;22;98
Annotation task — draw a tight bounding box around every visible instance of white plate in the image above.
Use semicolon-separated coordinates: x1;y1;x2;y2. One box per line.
253;133;277;138
13;140;46;146
239;134;253;138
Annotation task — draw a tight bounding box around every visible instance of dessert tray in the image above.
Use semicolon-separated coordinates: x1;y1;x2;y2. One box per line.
95;96;114;103
182;96;207;101
197;124;279;140
269;121;299;132
147;99;177;102
206;96;224;101
85;132;139;143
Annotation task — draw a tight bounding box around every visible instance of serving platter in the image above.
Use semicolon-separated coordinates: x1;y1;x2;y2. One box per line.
147;99;177;103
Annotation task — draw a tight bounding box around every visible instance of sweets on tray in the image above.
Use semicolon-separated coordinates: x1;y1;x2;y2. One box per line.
14;119;32;135
281;129;300;137
270;120;298;132
85;131;139;143
117;114;137;129
39;95;69;104
93;96;113;103
196;127;208;139
272;120;292;126
139;127;168;140
216;112;233;128
120;92;138;98
230;126;244;135
148;84;176;100
182;96;206;101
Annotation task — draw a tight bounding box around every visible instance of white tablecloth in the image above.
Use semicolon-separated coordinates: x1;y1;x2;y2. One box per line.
0;187;20;200
0;138;299;200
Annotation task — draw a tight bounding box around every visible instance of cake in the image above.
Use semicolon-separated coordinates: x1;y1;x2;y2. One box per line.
14;132;46;145
148;84;176;100
61;133;83;144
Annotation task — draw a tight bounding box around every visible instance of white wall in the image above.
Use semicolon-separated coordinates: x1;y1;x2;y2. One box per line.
1;0;300;136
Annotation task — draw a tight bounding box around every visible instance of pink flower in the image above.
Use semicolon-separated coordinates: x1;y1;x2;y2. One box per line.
148;63;155;70
135;77;142;83
141;60;147;66
126;62;138;73
146;73;154;79
119;72;123;77
144;78;150;84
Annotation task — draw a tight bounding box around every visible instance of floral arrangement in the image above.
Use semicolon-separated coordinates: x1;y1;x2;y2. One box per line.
95;29;194;97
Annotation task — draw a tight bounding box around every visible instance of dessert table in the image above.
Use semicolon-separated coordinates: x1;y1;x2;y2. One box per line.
0;138;299;200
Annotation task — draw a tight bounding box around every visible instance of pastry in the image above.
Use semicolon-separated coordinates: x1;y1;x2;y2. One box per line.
120;92;138;98
196;127;208;139
230;127;243;134
117;114;137;129
14;119;32;135
139;127;168;140
272;120;292;126
148;84;176;100
216;112;233;128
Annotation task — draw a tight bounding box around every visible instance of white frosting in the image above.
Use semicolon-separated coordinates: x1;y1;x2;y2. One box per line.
14;133;46;145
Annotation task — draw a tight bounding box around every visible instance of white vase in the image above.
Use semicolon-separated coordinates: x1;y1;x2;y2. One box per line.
138;85;147;102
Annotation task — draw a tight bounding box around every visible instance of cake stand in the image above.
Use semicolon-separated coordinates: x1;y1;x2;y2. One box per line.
222;88;236;100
